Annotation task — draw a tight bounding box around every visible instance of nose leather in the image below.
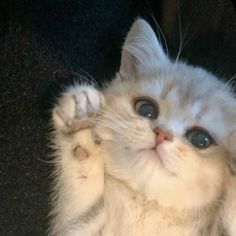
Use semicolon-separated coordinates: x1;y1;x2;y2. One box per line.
154;127;173;145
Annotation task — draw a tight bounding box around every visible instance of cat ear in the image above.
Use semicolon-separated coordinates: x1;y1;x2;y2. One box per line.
119;19;169;80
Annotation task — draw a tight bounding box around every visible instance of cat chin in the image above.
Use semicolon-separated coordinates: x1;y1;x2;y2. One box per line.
139;148;178;177
106;143;227;210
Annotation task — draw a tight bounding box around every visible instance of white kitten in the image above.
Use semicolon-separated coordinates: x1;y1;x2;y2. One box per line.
50;19;236;236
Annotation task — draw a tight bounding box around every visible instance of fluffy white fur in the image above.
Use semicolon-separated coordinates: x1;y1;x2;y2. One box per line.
50;19;236;236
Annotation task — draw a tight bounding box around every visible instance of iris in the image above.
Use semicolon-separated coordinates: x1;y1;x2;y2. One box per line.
134;99;158;120
186;128;214;149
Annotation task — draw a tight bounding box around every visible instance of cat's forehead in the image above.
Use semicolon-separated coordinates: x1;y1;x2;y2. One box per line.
138;64;221;101
129;64;235;136
137;64;230;105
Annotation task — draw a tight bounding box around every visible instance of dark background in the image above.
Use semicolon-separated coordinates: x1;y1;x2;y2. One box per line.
0;0;235;235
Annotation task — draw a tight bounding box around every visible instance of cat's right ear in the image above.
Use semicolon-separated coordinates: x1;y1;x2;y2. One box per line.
119;19;169;80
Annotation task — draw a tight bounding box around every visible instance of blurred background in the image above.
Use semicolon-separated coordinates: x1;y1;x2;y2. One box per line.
0;0;235;235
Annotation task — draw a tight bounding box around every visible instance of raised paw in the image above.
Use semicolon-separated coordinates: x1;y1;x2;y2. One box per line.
53;85;104;133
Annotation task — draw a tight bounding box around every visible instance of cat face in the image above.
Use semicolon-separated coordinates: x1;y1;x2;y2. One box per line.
98;19;236;210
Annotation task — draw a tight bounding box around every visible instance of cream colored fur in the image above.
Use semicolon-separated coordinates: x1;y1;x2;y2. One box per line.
50;19;236;236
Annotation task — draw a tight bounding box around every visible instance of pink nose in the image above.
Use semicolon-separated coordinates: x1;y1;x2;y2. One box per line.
154;127;173;145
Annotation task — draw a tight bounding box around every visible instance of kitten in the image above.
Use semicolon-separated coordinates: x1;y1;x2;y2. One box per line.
50;19;236;236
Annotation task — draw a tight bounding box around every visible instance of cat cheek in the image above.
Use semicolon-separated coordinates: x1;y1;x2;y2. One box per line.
104;91;121;98
155;143;182;175
227;131;236;150
227;131;236;174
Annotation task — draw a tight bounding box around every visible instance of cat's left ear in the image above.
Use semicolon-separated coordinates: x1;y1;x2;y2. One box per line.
119;19;170;80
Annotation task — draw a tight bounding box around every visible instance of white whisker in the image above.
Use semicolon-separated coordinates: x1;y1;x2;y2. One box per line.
225;74;236;91
140;2;169;57
94;117;151;147
174;5;192;65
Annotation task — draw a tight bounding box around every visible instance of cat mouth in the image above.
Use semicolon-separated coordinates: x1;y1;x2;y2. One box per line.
148;146;178;177
142;145;164;165
151;147;164;165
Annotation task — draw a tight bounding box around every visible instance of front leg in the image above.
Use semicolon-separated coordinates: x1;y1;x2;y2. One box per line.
50;85;106;236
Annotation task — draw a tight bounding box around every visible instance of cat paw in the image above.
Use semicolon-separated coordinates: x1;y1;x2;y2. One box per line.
53;85;104;133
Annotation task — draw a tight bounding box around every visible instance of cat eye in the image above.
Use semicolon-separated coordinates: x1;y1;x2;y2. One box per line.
185;127;215;149
134;98;158;120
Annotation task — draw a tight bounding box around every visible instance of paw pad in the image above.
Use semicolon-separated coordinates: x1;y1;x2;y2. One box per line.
73;145;89;161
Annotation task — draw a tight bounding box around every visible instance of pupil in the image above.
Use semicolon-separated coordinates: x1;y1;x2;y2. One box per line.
140;104;154;118
194;132;208;147
194;133;207;146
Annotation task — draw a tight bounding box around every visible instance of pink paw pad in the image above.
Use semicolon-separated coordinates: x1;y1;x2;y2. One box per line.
73;145;89;160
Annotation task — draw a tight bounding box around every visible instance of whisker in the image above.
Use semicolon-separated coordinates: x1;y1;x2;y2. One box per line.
102;105;131;128
174;3;183;65
173;4;194;66
95;111;130;132
225;74;236;90
95;119;141;141
140;2;169;57
97;113;147;140
94;118;151;146
96;104;139;131
71;69;100;88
